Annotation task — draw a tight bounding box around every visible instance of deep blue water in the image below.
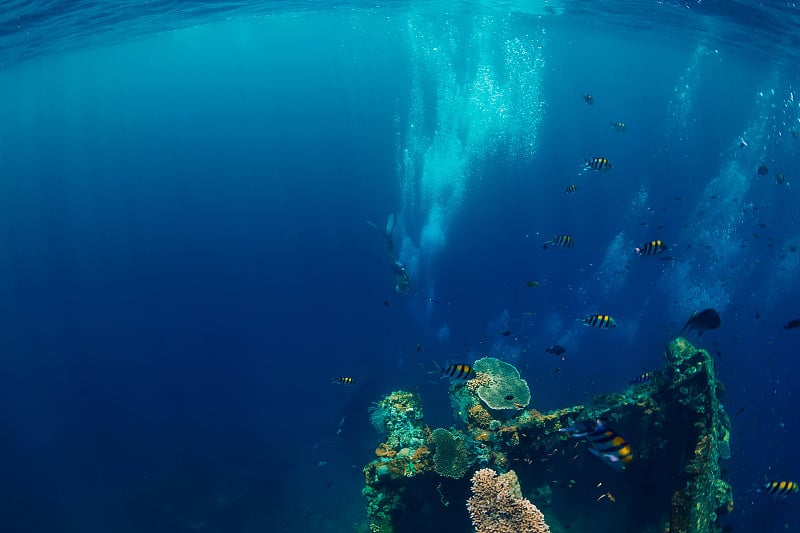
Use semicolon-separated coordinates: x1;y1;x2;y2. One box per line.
0;1;799;532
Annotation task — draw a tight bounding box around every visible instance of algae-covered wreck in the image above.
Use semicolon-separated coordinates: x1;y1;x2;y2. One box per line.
362;337;732;533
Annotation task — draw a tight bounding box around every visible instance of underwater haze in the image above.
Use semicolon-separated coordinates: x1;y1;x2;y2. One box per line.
0;1;798;532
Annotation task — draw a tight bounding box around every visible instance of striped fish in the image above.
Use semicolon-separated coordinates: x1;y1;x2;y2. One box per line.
585;156;612;171
542;234;574;250
629;371;653;386
332;377;355;386
564;184;578;194
439;362;476;382
583;314;616;329
610;121;627;132
636;240;667;256
560;418;633;471
763;481;799;496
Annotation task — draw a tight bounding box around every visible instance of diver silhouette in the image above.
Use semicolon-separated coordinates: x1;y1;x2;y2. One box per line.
368;214;410;295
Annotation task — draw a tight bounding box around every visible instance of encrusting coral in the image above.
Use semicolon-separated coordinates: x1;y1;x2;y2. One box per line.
429;428;470;479
467;468;550;533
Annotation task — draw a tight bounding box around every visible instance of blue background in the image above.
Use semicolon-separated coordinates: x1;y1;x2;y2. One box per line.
0;3;798;531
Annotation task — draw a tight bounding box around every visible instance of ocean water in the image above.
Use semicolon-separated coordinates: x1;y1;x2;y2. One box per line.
0;1;798;531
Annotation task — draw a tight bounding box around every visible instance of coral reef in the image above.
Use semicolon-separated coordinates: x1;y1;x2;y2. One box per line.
473;357;532;418
429;428;470;479
362;338;733;533
467;468;550;533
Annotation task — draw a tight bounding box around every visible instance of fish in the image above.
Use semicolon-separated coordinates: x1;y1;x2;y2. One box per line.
776;172;787;185
629;371;653;386
584;93;594;105
783;318;800;330
582;314;616;329
757;164;769;176
762;481;799;496
635;240;667;256
559;418;633;471
502;330;512;336
610;121;627;132
542;234;574;250
546;344;567;356
526;280;541;288
437;362;476;382
416;343;422;352
679;308;721;336
565;184;578;194
428;297;441;304
585;156;612;171
332;377;355;386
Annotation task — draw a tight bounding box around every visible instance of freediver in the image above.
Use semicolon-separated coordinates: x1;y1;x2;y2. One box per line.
368;214;410;295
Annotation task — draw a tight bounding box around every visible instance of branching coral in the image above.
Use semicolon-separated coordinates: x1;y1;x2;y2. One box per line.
467;468;550;533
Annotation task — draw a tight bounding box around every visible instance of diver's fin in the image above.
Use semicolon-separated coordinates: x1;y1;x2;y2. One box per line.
385;213;395;238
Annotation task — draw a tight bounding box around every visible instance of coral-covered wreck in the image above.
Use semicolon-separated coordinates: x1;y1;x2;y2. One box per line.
362;337;732;533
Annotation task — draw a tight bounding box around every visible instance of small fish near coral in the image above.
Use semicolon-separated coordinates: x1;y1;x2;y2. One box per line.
629;371;654;386
434;362;476;382
560;418;633;471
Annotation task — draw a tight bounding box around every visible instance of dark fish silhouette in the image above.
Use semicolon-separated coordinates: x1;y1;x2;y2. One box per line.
546;344;567;356
679;308;721;336
629;371;654;386
783;318;800;330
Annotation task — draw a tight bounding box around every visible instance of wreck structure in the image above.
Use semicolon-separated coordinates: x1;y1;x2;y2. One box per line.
362;337;732;533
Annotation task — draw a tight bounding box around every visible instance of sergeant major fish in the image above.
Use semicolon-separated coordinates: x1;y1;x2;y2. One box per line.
435;362;476;382
762;481;799;496
636;240;667;256
332;377;355;386
610;121;627;132
582;314;616;329
629;371;654;386
584;157;612;171
542;234;574;250
559;418;633;471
